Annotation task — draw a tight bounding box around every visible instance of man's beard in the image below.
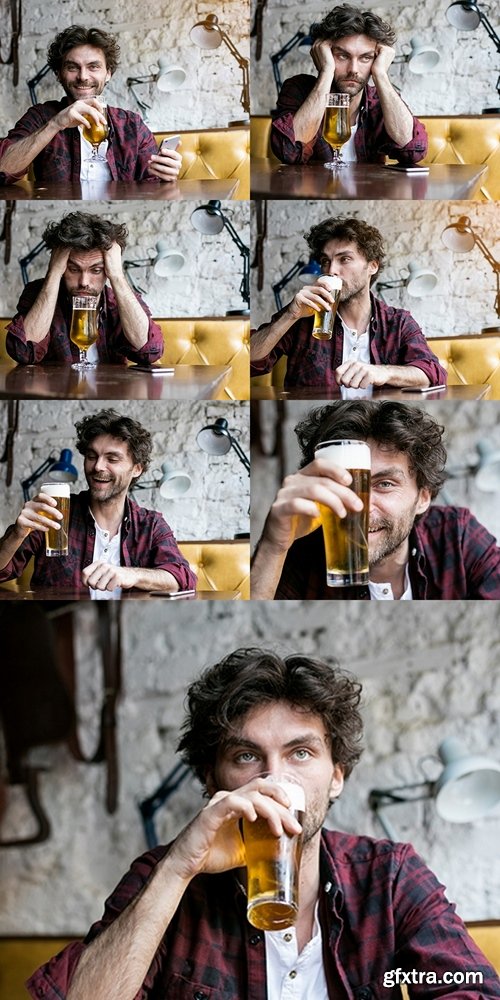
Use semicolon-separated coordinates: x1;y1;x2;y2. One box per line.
301;787;333;846
87;476;126;503
334;74;367;96
369;502;420;567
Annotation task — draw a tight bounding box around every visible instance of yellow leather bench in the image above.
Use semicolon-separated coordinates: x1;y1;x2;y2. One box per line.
1;317;250;400
250;115;500;201
155;128;250;199
1;921;498;1000
0;541;250;600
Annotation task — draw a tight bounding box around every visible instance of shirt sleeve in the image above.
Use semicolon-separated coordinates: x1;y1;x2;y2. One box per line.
250;308;296;376
461;512;500;599
376;113;428;166
0;106;47;184
391;843;500;998
134;120;162;182
109;290;164;364
271;76;322;164
393;314;448;386
6;282;53;365
149;516;198;590
0;525;43;583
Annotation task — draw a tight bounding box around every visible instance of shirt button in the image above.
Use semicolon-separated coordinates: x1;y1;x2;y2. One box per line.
352;345;357;351
289;970;297;979
324;881;332;893
284;933;293;942
383;588;389;595
193;992;209;1000
249;934;262;946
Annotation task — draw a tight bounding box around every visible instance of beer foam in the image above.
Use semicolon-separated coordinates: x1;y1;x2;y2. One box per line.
277;779;306;812
315;441;371;470
317;275;342;292
40;482;71;497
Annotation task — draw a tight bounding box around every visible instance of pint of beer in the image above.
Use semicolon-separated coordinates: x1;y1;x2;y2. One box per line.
312;275;342;341
323;96;351;151
82;99;108;148
40;483;70;557
243;775;305;931
70;296;98;353
314;439;371;587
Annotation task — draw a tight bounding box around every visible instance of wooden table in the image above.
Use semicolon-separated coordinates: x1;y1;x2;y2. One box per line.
0;178;240;201
0;363;231;400
250;161;488;201
251;384;492;401
0;588;241;600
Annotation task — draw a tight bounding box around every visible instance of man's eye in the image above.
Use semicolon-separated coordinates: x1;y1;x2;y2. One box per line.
292;749;311;760
235;751;257;763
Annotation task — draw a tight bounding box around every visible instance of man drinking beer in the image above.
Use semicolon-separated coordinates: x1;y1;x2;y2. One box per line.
0;409;196;596
250;217;447;390
26;648;500;997
271;3;428;165
251;401;500;600
0;26;181;185
6;212;163;366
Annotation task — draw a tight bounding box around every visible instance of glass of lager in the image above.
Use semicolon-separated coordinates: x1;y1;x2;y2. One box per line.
40;483;70;557
82;98;109;162
312;275;342;341
322;93;351;168
314;439;371;587
70;295;99;370
243;774;305;931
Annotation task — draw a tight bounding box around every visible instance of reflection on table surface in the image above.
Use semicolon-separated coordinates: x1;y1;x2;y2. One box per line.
0;363;232;400
0;178;240;201
250;161;488;201
0;588;242;601
250;384;493;401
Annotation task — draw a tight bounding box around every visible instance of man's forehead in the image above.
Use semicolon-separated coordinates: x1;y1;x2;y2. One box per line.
87;434;130;456
320;239;360;258
368;439;414;478
62;45;107;66
67;249;104;267
332;33;377;55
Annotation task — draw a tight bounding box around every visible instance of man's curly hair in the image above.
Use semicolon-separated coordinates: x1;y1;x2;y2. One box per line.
305;217;385;284
74;409;152;476
47;26;120;75
295;401;447;498
311;4;396;46
177;647;364;787
43;213;128;252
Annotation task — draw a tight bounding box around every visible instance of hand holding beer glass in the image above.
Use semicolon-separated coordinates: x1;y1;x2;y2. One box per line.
323;94;351;169
243;774;305;930
312;275;342;341
39;483;70;557
314;440;370;587
82;98;109;162
70;295;99;370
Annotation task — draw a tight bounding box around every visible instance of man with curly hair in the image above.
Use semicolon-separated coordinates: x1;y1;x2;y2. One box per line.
0;408;196;596
251;401;500;600
0;25;181;185
6;212;164;366
271;3;428;165
26;648;500;998
251;216;446;389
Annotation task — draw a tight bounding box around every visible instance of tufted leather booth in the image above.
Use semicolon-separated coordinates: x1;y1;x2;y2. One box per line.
0;317;250;400
154;128;250;199
250;115;500;201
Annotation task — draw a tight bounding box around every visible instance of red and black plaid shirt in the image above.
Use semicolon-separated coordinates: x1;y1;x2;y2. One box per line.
273;506;500;600
251;295;447;388
271;80;428;165
26;830;500;999
0;491;196;592
7;281;164;366
0;99;159;184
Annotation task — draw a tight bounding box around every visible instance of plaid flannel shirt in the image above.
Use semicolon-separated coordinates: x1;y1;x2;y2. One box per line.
6;281;164;366
0;491;196;592
250;295;447;388
26;830;500;999
273;507;500;600
0;99;159;184
271;79;428;165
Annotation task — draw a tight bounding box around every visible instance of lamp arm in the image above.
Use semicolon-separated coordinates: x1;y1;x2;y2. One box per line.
126;74;157;115
220;32;250;114
20;240;47;286
21;453;58;501
223;217;250;306
230;437;251;474
473;234;500;272
138;761;191;848
478;10;500;53
272;259;307;311
271;30;309;94
27;63;52;106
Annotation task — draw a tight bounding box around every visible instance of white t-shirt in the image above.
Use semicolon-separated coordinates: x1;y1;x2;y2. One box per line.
340;121;358;162
79;127;112;188
265;904;329;1000
368;564;413;600
89;513;122;601
339;313;371;366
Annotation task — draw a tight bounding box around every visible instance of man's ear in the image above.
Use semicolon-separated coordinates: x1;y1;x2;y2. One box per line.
329;764;344;802
415;487;431;517
368;259;379;279
205;769;217;798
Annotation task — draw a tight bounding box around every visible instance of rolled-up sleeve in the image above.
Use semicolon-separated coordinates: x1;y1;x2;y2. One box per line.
271;77;319;164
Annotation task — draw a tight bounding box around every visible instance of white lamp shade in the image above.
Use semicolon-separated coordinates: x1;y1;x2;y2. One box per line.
191;205;225;235
441;217;476;252
158;462;191;499
156;60;186;93
434;737;500;822
475;441;500;492
446;2;481;31
406;262;438;296
190;15;222;50
197;422;232;455
153;241;185;277
407;38;441;73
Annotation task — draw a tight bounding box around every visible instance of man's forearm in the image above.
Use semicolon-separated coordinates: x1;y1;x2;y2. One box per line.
250;306;298;363
67;856;190;1000
23;271;62;343
0;524;27;573
379;365;430;388
292;71;333;144
373;76;414;147
108;276;149;349
129;567;180;592
251;537;288;599
0;120;60;176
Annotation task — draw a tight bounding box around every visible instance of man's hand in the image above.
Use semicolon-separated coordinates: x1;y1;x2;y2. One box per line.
310;38;336;77
103;242;124;282
82;563;139;591
335;360;388;388
147;147;182;183
288;280;338;322
370;42;396;83
14;492;63;541
167;777;302;883
47;246;71;280
52;98;107;133
261;457;364;554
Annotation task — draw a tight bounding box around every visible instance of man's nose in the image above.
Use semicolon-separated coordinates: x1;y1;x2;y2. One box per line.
93;455;107;471
328;262;340;276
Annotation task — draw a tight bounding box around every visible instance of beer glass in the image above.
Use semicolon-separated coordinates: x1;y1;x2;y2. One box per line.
70;295;99;370
82;99;109;162
312;275;342;341
314;439;371;587
243;774;305;931
323;94;351;168
40;483;70;557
